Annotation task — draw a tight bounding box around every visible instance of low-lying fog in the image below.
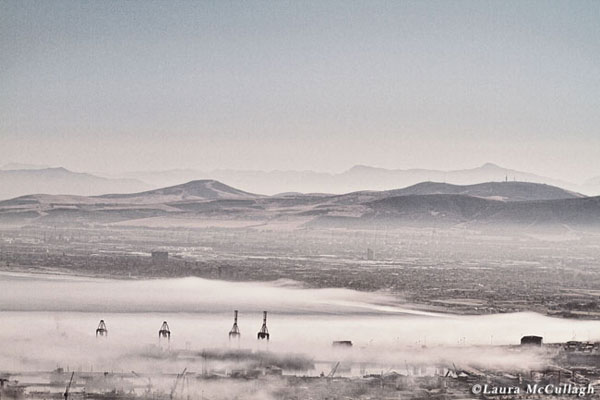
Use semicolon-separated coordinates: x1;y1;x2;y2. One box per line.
0;271;427;315
1;272;598;375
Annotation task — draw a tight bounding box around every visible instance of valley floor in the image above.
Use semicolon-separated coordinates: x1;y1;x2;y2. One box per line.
1;226;600;319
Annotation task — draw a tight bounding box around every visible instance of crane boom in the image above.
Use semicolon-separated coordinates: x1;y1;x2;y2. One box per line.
63;371;75;400
169;368;187;399
328;362;340;378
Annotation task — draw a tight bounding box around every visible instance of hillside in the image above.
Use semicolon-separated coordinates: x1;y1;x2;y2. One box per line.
383;181;583;202
310;195;600;229
99;180;263;203
326;181;583;206
0;179;599;231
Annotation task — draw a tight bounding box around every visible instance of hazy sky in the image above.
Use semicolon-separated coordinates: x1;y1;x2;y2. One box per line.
1;0;599;181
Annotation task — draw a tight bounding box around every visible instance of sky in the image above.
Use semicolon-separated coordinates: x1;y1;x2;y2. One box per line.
1;0;599;182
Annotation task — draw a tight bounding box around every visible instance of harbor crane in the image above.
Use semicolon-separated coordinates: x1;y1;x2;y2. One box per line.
328;362;340;378
229;310;240;340
169;367;187;400
257;311;270;340
95;320;107;337
159;321;171;341
63;371;74;400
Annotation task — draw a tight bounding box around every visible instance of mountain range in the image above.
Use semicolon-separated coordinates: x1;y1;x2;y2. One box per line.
2;178;598;231
0;167;151;200
1;163;598;201
120;163;599;196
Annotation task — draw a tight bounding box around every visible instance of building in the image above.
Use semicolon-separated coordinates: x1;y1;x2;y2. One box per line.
520;335;543;346
151;251;168;264
332;340;353;348
366;248;374;261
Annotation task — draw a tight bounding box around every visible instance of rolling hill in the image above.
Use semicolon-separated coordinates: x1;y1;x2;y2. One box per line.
379;181;583;202
341;194;600;228
326;181;583;206
98;180;263;203
1;179;599;231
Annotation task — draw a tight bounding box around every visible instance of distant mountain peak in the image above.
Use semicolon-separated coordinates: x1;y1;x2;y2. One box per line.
347;163;508;174
382;180;584;202
0;162;51;171
346;164;384;172
99;179;261;202
479;162;503;170
180;179;218;186
0;167;151;200
46;167;71;174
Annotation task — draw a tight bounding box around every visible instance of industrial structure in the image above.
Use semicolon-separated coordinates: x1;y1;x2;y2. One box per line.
169;368;187;400
229;310;240;340
257;311;270;340
332;340;353;348
95;320;108;337
159;321;171;341
63;371;74;400
521;335;543;346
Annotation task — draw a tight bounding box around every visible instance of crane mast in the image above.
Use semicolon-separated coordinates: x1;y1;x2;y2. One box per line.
95;320;107;337
63;371;74;400
229;310;240;340
159;321;171;341
257;311;270;340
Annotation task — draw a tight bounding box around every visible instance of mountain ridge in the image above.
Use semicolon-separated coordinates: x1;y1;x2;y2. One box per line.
119;163;588;196
1;178;597;231
0;167;152;200
98;179;263;202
